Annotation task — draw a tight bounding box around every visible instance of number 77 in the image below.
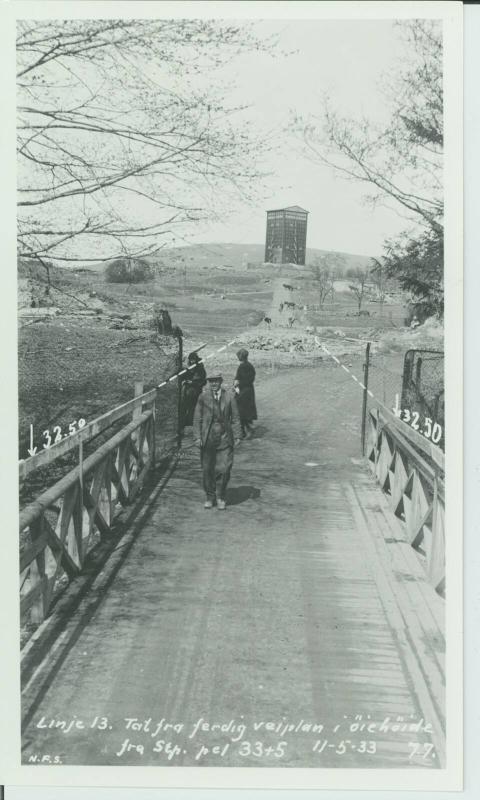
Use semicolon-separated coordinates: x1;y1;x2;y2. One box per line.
408;742;421;760
423;743;435;759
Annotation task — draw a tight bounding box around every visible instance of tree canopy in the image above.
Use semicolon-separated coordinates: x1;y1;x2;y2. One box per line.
346;266;370;312
295;20;444;315
17;19;273;265
310;252;346;306
382;229;444;317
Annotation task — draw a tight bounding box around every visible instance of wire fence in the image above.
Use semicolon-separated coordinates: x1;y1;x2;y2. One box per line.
367;351;405;412
401;349;445;434
363;345;445;452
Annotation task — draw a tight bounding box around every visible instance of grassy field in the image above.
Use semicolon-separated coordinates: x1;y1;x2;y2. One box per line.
18;321;181;514
17;257;446;539
18;262;272;502
18;260;407;436
18;258;409;479
18;322;180;450
81;242;373;274
59;263;276;340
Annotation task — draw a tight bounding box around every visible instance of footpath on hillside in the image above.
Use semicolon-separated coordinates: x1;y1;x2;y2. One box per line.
21;362;445;769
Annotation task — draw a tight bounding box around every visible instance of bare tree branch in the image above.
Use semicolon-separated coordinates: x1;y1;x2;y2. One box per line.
293;20;443;236
17;19;276;264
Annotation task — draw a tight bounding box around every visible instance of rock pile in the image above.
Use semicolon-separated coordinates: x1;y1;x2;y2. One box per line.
240;334;318;353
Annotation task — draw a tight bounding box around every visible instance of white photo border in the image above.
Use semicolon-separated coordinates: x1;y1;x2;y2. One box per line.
0;0;464;792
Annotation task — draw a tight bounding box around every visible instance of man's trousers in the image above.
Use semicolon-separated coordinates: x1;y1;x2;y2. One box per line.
201;437;234;501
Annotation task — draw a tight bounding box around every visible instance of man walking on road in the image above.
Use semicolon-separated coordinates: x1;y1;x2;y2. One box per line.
193;373;242;510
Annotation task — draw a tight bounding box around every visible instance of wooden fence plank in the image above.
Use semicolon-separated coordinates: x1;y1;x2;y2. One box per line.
19;388;157;479
429;484;445;593
45;520;81;581
19;411;152;532
20;531;48;573
110;460;129;507
19;407;160;623
367;406;445;597
20;578;47;617
99;454;112;528
82;486;112;539
58;485;78;547
377;405;444;472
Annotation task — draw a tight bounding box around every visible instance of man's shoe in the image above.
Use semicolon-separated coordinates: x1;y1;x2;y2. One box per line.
217;499;226;510
204;499;214;509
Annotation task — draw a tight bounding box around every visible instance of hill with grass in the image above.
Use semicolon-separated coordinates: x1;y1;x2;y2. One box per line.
152;243;373;272
60;243;373;274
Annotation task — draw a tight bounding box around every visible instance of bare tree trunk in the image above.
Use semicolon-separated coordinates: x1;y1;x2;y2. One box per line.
37;255;51;294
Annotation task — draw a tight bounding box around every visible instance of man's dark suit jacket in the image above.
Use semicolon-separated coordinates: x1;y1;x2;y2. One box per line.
193;386;242;447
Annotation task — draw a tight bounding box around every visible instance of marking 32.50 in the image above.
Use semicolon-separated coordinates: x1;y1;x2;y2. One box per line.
393;397;442;444
42;418;86;449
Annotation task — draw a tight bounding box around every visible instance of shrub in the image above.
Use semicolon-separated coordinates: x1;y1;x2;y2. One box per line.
105;257;153;284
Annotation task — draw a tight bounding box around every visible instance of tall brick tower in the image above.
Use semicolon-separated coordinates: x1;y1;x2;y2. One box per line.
264;206;308;265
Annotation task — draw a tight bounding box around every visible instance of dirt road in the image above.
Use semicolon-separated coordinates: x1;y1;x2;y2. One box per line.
21;362;443;769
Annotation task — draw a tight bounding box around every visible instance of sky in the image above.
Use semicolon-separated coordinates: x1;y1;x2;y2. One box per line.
17;16;432;265
175;19;412;258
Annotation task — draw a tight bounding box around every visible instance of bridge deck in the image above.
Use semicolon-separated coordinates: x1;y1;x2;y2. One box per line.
21;363;445;769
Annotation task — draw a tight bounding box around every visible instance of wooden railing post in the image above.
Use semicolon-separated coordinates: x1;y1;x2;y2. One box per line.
361;342;371;455
177;334;183;447
131;380;143;444
20;409;155;623
132;380;144;423
150;400;156;467
129;380;144;484
28;517;47;623
366;405;445;596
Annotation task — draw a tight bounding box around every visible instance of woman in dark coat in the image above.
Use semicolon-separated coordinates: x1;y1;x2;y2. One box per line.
181;352;207;427
234;348;257;439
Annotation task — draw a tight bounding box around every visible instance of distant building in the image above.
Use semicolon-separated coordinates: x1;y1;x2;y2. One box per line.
264;205;309;265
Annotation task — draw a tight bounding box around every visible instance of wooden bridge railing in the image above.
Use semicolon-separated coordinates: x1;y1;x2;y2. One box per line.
19;385;158;624
19;384;158;481
366;406;445;597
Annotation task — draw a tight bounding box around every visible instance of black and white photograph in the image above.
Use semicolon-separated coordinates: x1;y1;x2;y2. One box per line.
0;0;463;791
